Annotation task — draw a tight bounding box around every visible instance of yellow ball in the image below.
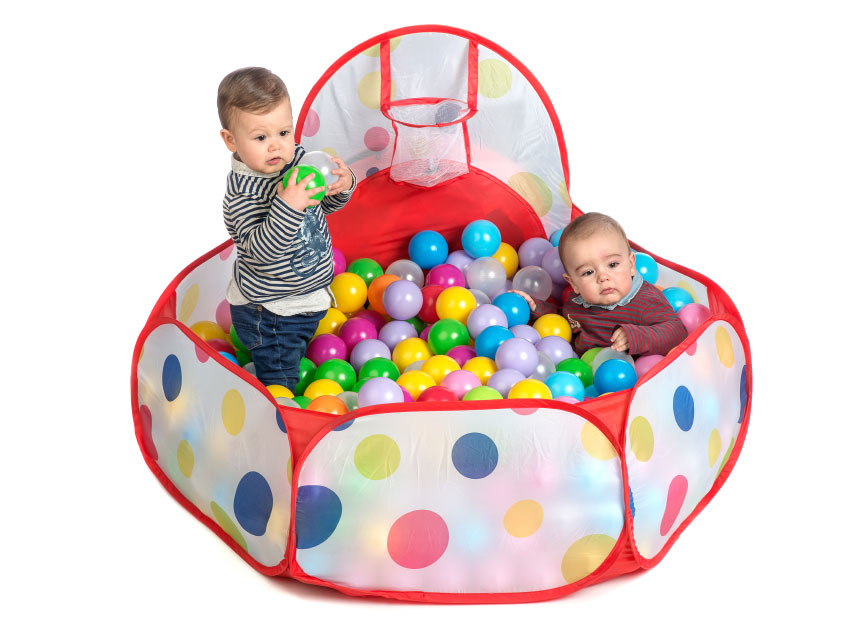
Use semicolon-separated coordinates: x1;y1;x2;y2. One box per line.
462;356;497;385
190;320;226;342
266;384;294;399
493;242;519;278
421;355;461;384
396;370;437;400
314;308;348;337
508;378;553;399
435;287;477;325
392;337;432;372
304;378;344;399
330;272;368;314
533;313;572;342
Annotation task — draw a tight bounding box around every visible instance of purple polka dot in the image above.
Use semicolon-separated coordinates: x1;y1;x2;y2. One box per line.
302;109;320;137
364;126;390;151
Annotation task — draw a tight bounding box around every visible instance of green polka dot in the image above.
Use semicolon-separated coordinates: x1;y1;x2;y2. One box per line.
508;172;553;216
354;434;401;480
177;440;194;477
210;501;247;552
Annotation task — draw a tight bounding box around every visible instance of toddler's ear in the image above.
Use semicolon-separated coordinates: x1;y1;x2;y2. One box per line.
220;129;237;153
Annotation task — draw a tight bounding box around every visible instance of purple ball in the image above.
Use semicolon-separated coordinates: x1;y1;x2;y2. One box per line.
349;338;391;371
378;320;418;351
441;369;482;398
510;324;541;345
495;337;539;376
306;334;348;366
487;368;524;397
541;247;566;283
383;279;423;320
535;335;576;364
446;344;476;366
467;304;509;339
634;354;664;379
426;263;466;289
332;246;347;276
677;303;711;333
358;377;404;407
518;237;554;268
446;249;475;272
354;308;387;331
338;317;378;351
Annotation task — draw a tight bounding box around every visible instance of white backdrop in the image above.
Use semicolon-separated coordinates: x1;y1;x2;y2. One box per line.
3;0;842;626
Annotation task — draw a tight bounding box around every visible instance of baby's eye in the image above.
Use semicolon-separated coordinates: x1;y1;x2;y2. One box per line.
581;270;593;277
280;130;289;137
609;261;619;268
255;135;266;141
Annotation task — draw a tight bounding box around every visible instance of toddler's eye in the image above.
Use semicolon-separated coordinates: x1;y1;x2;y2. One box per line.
609;262;619;268
256;135;266;141
280;130;289;137
581;270;593;277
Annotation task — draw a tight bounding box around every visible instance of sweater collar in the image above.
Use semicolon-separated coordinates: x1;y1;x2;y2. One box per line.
572;271;644;310
231;155;288;179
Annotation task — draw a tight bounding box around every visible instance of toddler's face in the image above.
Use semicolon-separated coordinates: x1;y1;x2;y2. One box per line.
220;99;295;174
562;229;637;306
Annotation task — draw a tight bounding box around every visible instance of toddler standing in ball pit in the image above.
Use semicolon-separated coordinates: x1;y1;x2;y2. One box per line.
515;212;687;357
219;67;356;389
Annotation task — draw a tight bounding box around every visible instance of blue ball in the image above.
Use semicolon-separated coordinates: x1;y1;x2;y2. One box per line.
461;220;501;258
635;252;659;284
474;325;514;359
408;230;449;270
549;228;564;247
546;371;586;400
492;292;531;327
594;359;638;395
662;286;694;312
219;351;239;365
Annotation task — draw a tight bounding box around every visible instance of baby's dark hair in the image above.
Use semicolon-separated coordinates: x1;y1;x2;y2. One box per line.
558;212;630;271
217;67;289;129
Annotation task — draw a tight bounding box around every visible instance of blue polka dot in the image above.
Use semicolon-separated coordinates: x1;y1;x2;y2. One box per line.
295;485;342;549
673;386;694;431
333;419;355;431
738;365;747;424
275;410;287;433
162;354;182;402
233;471;274;537
366;167;379;177
452;432;498;479
629;486;636;518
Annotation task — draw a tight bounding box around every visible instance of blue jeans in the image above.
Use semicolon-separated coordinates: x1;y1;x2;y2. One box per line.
230;304;327;391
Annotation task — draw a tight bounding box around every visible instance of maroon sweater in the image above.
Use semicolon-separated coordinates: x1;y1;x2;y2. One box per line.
533;282;688;356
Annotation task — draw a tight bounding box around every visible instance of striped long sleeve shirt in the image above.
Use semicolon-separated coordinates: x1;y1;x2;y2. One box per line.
223;145;355;304
533;282;688;356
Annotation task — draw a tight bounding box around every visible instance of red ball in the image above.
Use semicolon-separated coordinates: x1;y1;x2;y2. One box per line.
418;285;445;323
417;385;459;402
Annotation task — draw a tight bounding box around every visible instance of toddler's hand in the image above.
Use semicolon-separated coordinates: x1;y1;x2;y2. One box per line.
610;327;629;352
277;167;325;212
326;156;354;196
508;289;536;311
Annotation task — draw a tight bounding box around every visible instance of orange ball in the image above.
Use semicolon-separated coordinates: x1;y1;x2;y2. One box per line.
307;395;348;415
367;273;399;315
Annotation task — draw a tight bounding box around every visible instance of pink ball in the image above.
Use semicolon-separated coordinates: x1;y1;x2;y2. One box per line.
306;334;348;365
399;386;414;403
677;303;712;333
354;309;387;331
634;354;664;379
332;247;347;275
440;369;482;398
446;344;476;366
426;263;466;289
421;325;431;341
554;396;580;404
339;317;378;350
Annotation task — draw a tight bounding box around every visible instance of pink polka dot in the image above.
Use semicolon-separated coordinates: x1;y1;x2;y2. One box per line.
216;300;232;332
195;345;210;363
302;109;320;137
660;475;688;536
387;510;449;569
685;340;697;355
220;244;235;260
512;407;539;416
364;126;390;151
139;405;157;460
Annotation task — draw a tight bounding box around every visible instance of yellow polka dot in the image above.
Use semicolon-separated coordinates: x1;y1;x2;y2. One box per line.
629;416;654;462
178;284;199;322
717;437;736;477
478;59;513;98
581;423;617;461
265;507;289;549
508;172;553;216
503;500;544;537
715;326;735;368
361;37;401;57
221;389;246;435
561;534;617;584
558;180;572;208
287;456;292;485
358;72;395;110
176;440;194;477
210;501;247;552
321;147;339;157
676;280;699;303
708;429;722;467
354;434;401;480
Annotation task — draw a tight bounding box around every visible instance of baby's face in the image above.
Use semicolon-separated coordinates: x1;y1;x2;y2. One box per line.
220;99;295;174
562;229;637;306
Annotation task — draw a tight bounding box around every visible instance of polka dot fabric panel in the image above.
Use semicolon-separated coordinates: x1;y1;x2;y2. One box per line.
626;321;747;560
293;407;624;594
174;243;236;329
136;323;292;569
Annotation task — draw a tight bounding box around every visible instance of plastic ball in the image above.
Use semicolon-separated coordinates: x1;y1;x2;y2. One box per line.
276;396;299;408
533;313;572;341
298;150;340;186
463;385;504;401
580;347;603;370
421;355;461;384
446;344;476;366
235;349;252;366
217;351;238;365
383;279;424;320
307;395;348;415
366;273;399;315
418;284;445;323
535;335;576;365
495;337;539;376
229;324;248;353
461;219;502;258
517;237;554;268
635;252;659;284
417;385;459;402
474;325;514;359
486;368;524;397
357;377;404;407
556;358;594;387
338;317;378;351
336;390;359;411
554;396;580;404
513;265;553;301
303;378;343;399
508;378;552;400
435;287;477;324
492;242;519;278
466;304;508;339
306;334;348;365
392;337;432;372
314;308;347;337
440;369;482;398
349;338;391;371
400;386;414;402
462;356;497;385
592;347;635;375
396;370;437;400
295;357;317;396
492;292;531;327
634;354;664;379
282;164;326;203
191;321;226;343
468;288;491;306
330;272;368;313
529;351;556;382
545;371;586;401
354;308;387;331
541;247;566;283
409;230;449;269
549;228;564;247
347;257;384;287
465;256;507;298
314;358;357;391
663;286;694;312
427;318;470;355
405;316;426;334
207;338;237;355
292;395;311;409
266;384;294;399
359;356;400;381
352;378;371;393
426;263;466;289
385;259;425;287
332;246;347;275
510;324;541;344
378;320;418;351
594;359;638;395
445;249;475;273
403;360;426;373
677;303;711;333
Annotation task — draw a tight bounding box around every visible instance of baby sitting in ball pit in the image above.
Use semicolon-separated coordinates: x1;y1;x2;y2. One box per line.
514;212;687;357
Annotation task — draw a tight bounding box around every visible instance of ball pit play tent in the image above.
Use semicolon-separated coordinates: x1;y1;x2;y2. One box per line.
131;25;751;603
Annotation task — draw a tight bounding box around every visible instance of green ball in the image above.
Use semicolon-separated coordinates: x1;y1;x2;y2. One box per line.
405;316;426;335
463;385;504;401
359;357;400;381
427;318;470;355
282;164;326;202
352;377;372;393
556;357;594;387
314;358;357;391
229;325;248;354
292;395;311;409
295;357;317;396
235;349;252;366
580;347;603;371
347;258;384;287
